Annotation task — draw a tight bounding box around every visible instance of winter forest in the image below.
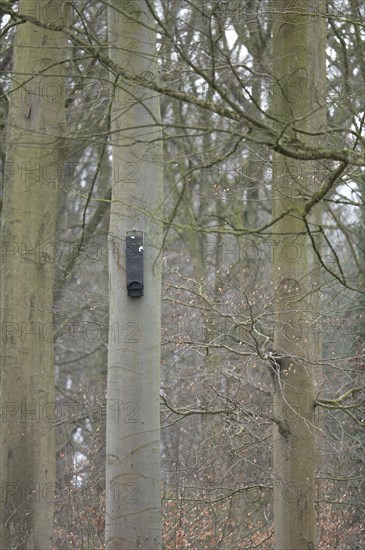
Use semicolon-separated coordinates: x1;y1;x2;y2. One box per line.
0;1;364;549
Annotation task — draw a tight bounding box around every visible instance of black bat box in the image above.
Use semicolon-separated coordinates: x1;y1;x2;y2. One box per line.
126;231;144;297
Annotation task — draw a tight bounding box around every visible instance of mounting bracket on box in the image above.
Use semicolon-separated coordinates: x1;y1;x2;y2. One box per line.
126;230;144;297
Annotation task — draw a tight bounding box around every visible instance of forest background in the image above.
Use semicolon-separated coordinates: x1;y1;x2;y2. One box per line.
0;1;364;549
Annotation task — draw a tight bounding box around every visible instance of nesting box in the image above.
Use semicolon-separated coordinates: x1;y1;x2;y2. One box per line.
126;231;144;297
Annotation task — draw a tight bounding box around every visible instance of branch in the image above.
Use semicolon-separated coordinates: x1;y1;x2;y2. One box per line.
316;385;365;407
316;385;365;427
160;394;236;419
2;4;365;166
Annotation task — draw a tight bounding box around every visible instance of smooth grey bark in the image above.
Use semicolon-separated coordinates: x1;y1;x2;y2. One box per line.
106;1;163;548
0;2;66;548
271;1;326;548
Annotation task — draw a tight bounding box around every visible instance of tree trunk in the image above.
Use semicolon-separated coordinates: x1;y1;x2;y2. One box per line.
106;2;163;548
271;1;326;549
0;2;66;548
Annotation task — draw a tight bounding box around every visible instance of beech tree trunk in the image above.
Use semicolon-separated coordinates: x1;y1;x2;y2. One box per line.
271;2;326;549
0;2;66;548
105;1;163;548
